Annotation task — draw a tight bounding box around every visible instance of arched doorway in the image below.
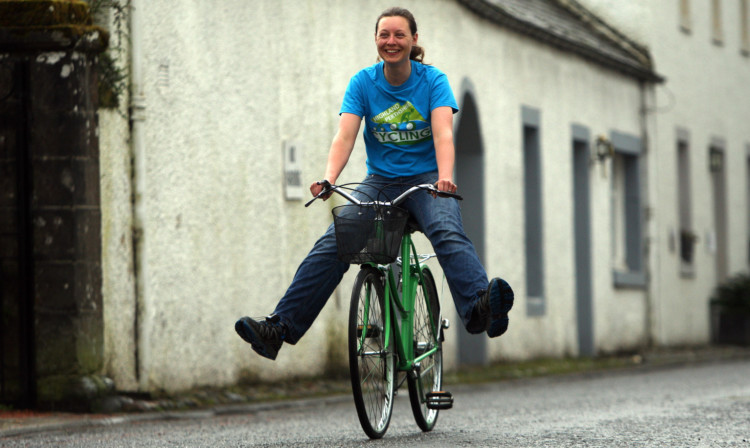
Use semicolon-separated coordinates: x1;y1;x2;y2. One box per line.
454;87;487;365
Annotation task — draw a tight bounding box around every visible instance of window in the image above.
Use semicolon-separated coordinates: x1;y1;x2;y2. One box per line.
677;129;695;276
522;106;545;316
611;132;645;288
741;0;750;55
712;0;724;44
680;0;692;33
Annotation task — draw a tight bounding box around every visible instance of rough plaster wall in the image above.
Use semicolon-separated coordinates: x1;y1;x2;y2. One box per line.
130;0;412;391
101;0;664;392
100;107;137;390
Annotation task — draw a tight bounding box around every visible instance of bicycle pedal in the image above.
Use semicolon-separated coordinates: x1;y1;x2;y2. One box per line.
426;391;453;410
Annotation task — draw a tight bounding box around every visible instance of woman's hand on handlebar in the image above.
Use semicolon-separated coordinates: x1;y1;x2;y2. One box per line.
433;178;458;198
310;179;333;200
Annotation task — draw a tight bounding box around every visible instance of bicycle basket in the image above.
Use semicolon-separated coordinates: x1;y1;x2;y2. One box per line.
332;204;409;264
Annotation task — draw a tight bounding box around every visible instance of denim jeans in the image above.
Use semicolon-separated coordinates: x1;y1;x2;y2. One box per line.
273;172;489;344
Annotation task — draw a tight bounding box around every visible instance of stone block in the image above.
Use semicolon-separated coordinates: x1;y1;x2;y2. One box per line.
72;157;100;207
29;110;97;158
0;207;17;235
74;208;101;261
0;159;18;206
32;208;75;260
35;311;77;376
0;234;19;259
34;261;76;312
31;157;75;206
29;54;94;113
74;261;102;313
1;260;19;312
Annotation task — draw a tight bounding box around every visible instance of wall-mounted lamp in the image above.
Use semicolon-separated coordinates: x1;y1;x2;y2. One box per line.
594;135;614;163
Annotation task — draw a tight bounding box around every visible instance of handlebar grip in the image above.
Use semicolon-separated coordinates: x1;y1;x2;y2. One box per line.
437;191;463;200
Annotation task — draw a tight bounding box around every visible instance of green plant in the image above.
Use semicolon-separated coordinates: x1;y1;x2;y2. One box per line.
711;273;750;315
87;0;131;109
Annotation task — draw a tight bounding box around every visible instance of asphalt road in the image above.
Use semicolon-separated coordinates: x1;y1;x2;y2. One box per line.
4;360;750;447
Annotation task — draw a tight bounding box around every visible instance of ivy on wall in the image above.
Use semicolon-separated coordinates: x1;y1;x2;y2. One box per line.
88;0;130;109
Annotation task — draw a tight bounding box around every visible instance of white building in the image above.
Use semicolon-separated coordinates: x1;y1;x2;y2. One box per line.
96;0;749;394
577;0;750;346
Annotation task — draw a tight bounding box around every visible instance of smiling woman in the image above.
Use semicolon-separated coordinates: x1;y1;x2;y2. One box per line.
375;7;426;74
236;6;513;366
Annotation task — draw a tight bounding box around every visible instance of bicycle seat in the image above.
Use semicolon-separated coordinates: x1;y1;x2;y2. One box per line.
405;215;422;235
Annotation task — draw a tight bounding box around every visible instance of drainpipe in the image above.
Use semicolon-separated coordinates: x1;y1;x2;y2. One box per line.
639;79;655;348
129;0;148;388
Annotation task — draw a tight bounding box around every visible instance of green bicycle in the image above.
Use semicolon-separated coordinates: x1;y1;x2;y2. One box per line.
306;181;461;439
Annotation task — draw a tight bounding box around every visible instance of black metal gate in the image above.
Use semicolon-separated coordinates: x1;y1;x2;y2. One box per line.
0;59;36;409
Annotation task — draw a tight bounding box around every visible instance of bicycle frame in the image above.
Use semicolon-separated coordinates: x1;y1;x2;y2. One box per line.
308;181;456;387
376;232;439;376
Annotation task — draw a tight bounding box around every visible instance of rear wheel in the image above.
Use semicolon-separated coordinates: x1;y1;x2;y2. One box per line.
407;267;443;432
348;266;395;439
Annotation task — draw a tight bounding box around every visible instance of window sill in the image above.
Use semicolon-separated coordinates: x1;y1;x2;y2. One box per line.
613;270;646;289
680;262;696;279
526;296;546;317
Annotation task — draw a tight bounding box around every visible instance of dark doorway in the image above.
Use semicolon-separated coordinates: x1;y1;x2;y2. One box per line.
454;90;487;365
0;60;36;408
572;126;594;356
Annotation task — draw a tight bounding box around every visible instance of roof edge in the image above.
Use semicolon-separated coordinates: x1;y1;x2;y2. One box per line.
456;0;665;83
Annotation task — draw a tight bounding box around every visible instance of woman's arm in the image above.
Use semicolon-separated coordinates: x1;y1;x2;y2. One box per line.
431;106;458;193
310;112;362;197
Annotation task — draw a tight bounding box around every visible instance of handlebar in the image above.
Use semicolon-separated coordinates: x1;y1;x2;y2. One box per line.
304;180;463;208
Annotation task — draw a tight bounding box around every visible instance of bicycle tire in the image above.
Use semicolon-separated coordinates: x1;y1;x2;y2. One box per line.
407;267;443;432
348;266;395;439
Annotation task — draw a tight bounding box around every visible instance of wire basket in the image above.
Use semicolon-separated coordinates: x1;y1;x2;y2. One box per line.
332;204;409;264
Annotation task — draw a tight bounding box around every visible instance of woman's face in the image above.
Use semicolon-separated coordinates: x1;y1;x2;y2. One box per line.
375;15;417;65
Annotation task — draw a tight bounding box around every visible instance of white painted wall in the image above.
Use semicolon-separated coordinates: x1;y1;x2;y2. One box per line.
99;0;661;392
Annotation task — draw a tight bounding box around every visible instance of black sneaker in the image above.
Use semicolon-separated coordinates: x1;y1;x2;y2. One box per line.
235;315;285;360
475;278;514;338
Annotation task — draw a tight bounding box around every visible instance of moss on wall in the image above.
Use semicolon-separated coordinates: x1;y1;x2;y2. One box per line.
0;0;109;52
0;1;93;28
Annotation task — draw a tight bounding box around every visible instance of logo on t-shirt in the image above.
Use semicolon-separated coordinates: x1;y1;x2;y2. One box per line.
370;101;431;145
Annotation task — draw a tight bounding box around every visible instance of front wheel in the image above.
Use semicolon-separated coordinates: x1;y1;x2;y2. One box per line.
407;267;443;432
348;266;395;439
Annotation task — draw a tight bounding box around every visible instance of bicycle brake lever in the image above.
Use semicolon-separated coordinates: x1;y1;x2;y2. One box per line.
304;180;334;207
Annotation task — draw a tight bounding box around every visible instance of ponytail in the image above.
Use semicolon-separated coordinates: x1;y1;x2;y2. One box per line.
410;45;425;63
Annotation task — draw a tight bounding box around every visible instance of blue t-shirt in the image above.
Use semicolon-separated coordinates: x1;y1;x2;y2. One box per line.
339;60;459;178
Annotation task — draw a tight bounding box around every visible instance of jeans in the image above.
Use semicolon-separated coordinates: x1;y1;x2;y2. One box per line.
273;172;489;344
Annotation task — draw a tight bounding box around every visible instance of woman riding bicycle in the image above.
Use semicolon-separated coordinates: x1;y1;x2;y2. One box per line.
236;7;514;361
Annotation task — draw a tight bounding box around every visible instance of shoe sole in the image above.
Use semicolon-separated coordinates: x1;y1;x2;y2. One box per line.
487;278;514;338
235;318;279;361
